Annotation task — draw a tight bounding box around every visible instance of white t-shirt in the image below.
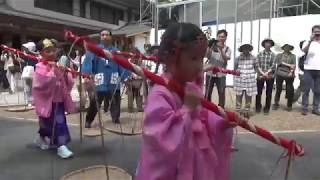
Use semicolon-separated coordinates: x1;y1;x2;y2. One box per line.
303;41;320;70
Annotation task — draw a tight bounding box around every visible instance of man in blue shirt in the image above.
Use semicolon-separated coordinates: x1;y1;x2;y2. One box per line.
82;30;130;127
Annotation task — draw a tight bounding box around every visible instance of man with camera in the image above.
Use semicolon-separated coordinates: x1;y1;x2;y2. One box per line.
205;30;231;108
301;25;320;116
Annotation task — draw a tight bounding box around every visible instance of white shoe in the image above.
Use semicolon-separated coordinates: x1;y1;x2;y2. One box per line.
57;145;73;159
34;135;49;150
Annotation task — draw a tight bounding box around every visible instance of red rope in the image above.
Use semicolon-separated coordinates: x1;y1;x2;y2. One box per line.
209;66;241;76
64;30;305;157
0;44;90;78
113;51;241;76
112;51;158;62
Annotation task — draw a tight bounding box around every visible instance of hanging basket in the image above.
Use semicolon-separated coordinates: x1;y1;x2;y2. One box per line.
60;165;132;180
6;106;34;112
103;113;143;136
83;128;105;137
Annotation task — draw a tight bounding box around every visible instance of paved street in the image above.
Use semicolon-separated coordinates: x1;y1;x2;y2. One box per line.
1;0;320;179
0;88;319;180
0;118;319;180
1;87;319;133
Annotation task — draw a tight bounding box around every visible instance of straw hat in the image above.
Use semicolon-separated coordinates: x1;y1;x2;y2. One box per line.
281;44;294;51
238;44;253;52
261;38;275;47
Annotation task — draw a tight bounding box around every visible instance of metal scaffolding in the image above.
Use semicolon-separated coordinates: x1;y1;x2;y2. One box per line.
140;0;204;45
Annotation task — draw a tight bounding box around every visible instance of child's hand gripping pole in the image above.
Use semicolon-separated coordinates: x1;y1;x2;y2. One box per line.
64;30;305;157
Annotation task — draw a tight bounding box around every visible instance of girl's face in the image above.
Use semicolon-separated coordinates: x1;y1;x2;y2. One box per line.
169;44;205;83
40;46;58;61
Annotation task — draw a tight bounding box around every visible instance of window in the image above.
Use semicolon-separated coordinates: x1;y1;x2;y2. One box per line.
80;0;86;18
34;0;73;15
90;2;125;25
90;4;100;20
114;9;124;22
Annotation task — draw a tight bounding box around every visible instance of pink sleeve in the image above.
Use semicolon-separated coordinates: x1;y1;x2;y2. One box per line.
136;87;194;180
65;72;75;92
32;64;56;91
207;112;233;180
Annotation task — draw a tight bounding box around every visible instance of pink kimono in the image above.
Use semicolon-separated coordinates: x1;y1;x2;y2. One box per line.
32;62;75;118
135;73;233;180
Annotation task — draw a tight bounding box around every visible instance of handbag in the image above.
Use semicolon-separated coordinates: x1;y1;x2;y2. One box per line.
276;54;294;78
276;65;291;78
8;65;20;74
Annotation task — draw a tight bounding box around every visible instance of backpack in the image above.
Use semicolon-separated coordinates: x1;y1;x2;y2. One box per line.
298;40;309;71
298;55;306;71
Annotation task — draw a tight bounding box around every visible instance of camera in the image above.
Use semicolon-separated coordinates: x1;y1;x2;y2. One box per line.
208;38;219;48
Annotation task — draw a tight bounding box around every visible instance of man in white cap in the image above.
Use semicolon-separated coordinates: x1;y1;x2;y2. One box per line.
20;41;38;106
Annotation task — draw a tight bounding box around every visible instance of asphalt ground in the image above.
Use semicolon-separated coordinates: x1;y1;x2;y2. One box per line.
0;118;319;180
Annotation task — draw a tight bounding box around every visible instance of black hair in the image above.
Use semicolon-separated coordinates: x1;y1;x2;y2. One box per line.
159;23;204;62
299;40;305;50
36;40;45;52
144;44;151;49
100;29;112;36
312;25;320;32
217;29;228;37
149;45;160;51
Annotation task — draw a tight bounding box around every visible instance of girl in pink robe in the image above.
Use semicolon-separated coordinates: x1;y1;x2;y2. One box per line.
135;23;234;180
32;39;75;159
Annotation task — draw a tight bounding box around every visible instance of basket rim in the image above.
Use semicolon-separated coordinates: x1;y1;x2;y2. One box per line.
60;165;132;180
103;126;142;136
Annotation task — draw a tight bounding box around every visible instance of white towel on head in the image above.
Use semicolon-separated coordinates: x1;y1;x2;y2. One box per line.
22;42;36;52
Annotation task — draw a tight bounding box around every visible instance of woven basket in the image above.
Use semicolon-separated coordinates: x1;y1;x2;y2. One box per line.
6;106;34;112
104;126;142;136
83;128;104;137
60;165;132;180
103;115;143;136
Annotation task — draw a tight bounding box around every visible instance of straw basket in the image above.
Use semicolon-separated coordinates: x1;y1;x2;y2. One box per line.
60;165;132;180
83;128;104;137
6;106;34;112
103;115;143;136
104;126;142;136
